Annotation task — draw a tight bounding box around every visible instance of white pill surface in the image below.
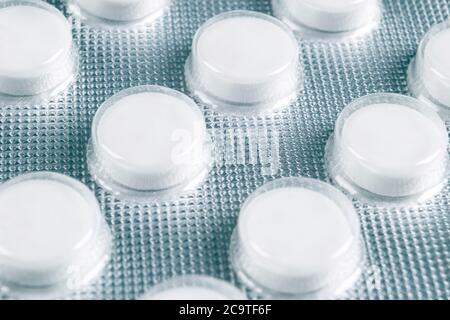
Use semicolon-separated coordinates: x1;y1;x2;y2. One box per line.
146;287;231;300
141;276;246;300
273;0;380;35
90;86;209;195
186;11;300;114
0;2;73;96
328;94;449;202
0;172;111;295
74;0;168;23
232;178;362;297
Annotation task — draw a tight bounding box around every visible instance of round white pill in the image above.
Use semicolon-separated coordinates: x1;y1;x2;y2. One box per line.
73;0;168;23
327;94;449;203
232;178;362;298
146;287;230;300
89;86;210;199
0;1;74;96
409;22;450;116
185;11;300;114
141;276;246;300
272;0;380;37
0;172;111;297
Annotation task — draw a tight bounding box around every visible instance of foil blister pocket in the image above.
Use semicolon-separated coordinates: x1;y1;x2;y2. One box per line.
0;0;448;300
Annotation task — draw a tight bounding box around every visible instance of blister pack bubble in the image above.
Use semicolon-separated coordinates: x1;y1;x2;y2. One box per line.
0;0;449;300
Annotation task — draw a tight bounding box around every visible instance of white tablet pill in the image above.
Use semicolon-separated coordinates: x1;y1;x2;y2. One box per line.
0;1;75;97
141;276;245;300
185;10;301;115
231;178;362;299
327;94;449;205
88;85;211;201
0;172;111;298
72;0;168;25
272;0;381;39
408;22;450;119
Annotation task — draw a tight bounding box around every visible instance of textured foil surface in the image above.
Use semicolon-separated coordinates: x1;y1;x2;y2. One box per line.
0;0;449;299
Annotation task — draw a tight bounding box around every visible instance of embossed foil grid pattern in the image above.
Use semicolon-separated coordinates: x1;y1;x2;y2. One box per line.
0;0;448;299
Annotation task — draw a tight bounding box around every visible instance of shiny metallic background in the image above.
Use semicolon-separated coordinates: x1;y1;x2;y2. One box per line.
0;0;449;299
